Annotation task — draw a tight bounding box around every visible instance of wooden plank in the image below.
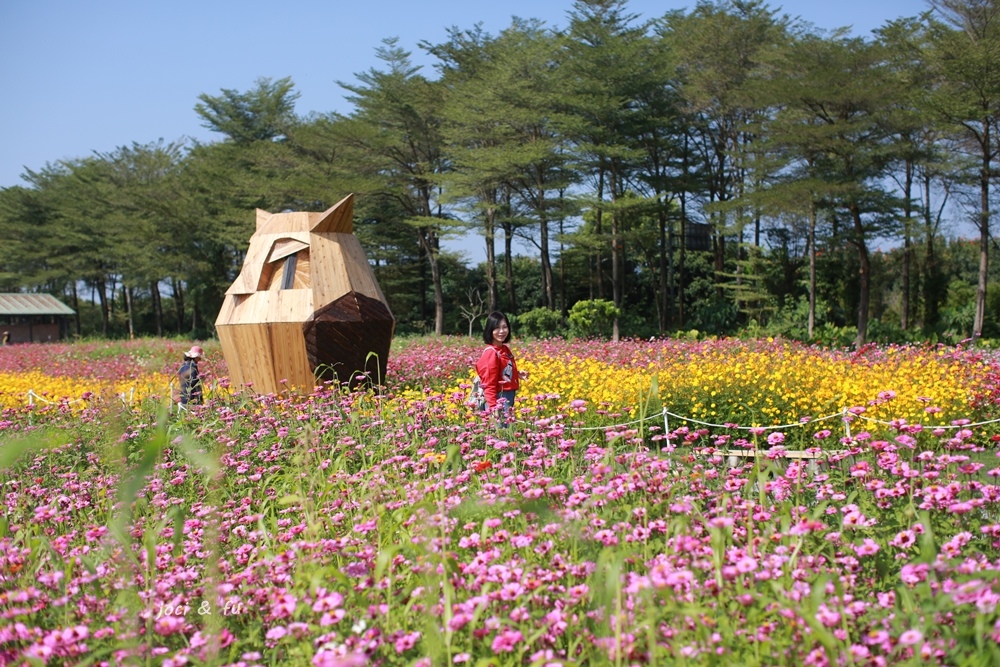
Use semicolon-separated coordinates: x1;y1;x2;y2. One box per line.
268;238;309;263
293;250;311;289
715;449;845;460
215;295;238;326
267;322;313;392
339;236;390;306
257;211;310;236
238;290;313;323
311;194;354;234
308;234;352;306
219;322;313;394
216;326;242;387
255;208;272;231
227;240;268;295
218;324;265;390
303;292;394;386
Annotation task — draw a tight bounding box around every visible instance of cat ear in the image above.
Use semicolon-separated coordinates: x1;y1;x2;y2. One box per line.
256;208;273;230
311;193;354;233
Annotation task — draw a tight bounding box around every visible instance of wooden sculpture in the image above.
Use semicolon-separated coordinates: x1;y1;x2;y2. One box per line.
214;194;395;395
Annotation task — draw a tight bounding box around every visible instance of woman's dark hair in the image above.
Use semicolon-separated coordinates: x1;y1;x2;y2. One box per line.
482;311;511;345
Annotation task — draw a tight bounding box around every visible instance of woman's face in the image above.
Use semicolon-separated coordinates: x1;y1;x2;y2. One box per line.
492;319;510;344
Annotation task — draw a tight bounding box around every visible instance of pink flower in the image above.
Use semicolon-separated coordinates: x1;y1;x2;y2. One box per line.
901;563;929;585
153;615;185;636
270;594;297;619
890;530;916;549
312;592;344;612
313;651;367;667
854;539;880;557
394;631;421;653
899;629;923;645
492;628;524;653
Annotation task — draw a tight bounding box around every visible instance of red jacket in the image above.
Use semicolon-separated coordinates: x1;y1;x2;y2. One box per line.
475;343;519;409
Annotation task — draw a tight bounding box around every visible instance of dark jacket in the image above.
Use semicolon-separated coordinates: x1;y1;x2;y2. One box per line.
178;358;202;405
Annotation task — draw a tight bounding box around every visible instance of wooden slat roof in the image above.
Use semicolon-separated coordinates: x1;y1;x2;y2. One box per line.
0;293;76;316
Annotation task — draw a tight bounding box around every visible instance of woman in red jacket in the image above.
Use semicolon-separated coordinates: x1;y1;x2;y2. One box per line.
475;311;528;425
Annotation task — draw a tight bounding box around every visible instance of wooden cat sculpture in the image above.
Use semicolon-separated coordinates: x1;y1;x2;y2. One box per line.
215;194;395;394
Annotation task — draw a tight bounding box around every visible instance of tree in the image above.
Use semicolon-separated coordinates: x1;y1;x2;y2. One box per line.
925;0;1000;337
765;34;906;346
441;22;573;316
560;0;656;340
665;0;791;312
194;76;300;145
427;22;525;313
91;140;187;337
335;38;456;335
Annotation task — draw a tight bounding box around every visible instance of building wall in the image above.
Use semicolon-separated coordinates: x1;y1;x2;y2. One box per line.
2;322;62;343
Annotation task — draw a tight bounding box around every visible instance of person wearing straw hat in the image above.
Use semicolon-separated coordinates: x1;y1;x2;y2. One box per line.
177;345;205;406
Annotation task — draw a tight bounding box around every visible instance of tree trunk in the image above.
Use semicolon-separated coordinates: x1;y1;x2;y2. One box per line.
418;240;428;329
71;283;81;337
172;279;185;334
808;200;817;339
975;127;990;337
504;221;516;312
485;202;498;313
558;192;567;316
659;203;670;334
124;285;135;339
595;168;605;300
96;278;110;337
151;280;163;337
850;204;871;347
610;218;620;341
540;215;554;310
678;193;687;329
417;228;445;336
713;226;725;301
537;178;554;310
900;160;915;330
923;171;941;328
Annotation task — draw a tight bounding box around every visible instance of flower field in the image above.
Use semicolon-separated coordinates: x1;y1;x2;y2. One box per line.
2;336;1000;666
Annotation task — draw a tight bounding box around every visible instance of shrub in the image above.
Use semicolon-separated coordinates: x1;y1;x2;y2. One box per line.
567;299;620;339
514;307;566;339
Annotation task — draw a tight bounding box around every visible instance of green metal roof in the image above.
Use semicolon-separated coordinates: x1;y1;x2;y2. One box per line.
0;293;76;316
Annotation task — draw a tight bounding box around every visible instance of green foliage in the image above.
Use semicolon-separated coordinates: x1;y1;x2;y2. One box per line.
688;295;740;336
194;76;300;144
941;278;977;339
5;5;1000;345
865;318;926;345
513;306;566;339
567;298;620;339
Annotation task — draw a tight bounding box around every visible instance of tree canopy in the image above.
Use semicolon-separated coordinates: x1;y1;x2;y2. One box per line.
2;0;999;345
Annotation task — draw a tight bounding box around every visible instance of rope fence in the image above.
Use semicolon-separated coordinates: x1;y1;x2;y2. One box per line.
523;404;1000;442
26;387;138;408
18;383;1000;442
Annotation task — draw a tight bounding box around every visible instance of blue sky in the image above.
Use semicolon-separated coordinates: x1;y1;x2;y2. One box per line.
1;0;931;259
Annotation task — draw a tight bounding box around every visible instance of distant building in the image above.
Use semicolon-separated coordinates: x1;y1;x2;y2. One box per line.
683;221;711;252
0;294;76;343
